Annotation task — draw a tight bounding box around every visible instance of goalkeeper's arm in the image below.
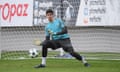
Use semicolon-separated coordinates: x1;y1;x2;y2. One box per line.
47;26;68;36
56;26;68;35
40;36;50;46
45;36;50;40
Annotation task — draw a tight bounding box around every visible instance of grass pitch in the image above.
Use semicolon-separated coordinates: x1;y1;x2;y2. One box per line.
0;59;120;72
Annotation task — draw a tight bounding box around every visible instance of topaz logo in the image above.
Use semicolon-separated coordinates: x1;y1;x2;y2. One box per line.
0;3;29;22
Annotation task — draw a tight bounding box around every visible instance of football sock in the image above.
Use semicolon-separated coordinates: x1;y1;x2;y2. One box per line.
81;56;87;64
41;57;46;65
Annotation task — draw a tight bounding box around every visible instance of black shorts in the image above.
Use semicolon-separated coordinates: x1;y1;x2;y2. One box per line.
42;38;74;53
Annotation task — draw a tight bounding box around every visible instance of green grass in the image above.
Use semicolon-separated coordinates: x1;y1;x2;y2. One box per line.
0;59;120;72
1;52;120;72
1;51;120;60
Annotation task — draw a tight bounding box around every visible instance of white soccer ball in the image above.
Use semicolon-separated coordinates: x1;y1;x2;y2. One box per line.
29;48;38;58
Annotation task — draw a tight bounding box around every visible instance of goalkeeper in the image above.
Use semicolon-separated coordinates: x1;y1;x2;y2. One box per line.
34;9;90;68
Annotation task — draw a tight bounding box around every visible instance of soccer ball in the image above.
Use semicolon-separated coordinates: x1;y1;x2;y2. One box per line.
29;48;38;58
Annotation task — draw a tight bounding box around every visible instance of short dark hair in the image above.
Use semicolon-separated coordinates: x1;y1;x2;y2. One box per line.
46;9;54;14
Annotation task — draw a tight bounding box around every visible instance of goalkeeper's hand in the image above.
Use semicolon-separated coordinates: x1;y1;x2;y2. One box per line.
33;39;42;46
48;30;57;35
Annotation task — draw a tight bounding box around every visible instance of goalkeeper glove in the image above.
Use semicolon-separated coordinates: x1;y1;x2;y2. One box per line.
48;30;57;35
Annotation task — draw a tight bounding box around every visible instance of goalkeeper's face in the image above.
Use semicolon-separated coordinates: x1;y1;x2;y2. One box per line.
46;13;54;22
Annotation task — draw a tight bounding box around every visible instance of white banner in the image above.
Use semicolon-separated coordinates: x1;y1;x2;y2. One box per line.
76;0;120;26
0;0;33;27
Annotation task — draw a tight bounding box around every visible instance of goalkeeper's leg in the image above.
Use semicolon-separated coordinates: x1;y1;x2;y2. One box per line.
34;40;59;68
34;46;47;68
60;39;90;67
64;47;90;67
